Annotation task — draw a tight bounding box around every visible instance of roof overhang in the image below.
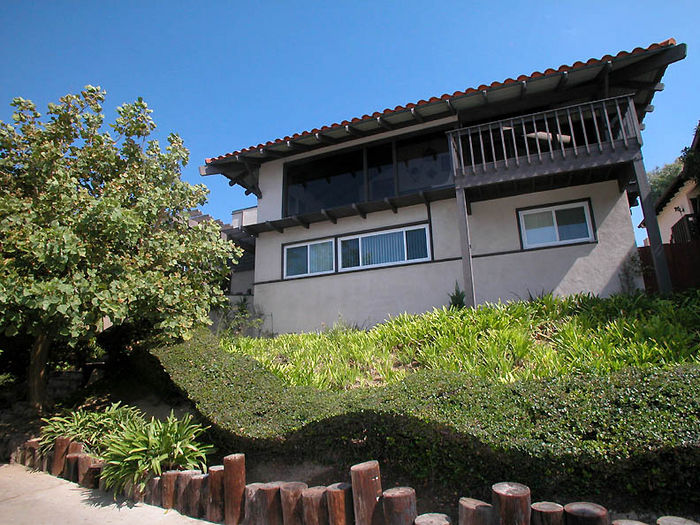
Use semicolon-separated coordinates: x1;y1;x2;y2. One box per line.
202;40;686;198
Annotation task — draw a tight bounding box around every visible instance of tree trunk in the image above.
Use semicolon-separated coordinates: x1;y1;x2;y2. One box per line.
28;333;50;412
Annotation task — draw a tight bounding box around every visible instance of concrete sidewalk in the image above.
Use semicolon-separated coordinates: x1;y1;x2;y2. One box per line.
0;463;203;524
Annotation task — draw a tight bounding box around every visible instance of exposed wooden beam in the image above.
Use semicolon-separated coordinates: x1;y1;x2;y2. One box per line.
321;208;337;224
419;191;430;206
556;71;568;91
644;105;654;113
352;203;367;219
345;124;362;137
411;108;425;123
609;44;686;84
445;99;457;115
259;147;285;158
383;197;397;213
265;220;283;234
617;80;665;91
315;132;338;145
286;140;312;152
520;81;527;99
376;116;392;130
482;90;489;104
293;215;310;229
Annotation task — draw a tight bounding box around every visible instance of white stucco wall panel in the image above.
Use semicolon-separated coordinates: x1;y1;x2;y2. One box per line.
254;259;463;333
429;199;461;259
657;180;699;243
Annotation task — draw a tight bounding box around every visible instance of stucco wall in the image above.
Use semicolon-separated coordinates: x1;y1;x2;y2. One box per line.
657;179;699;243
253;180;639;333
229;269;254;296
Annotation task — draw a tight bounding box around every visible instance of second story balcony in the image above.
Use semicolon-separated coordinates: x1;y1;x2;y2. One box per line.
447;95;643;191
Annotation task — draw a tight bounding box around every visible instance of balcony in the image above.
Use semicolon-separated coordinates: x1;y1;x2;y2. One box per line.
447;96;643;190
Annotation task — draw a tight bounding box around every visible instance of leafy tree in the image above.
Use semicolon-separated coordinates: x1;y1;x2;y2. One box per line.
0;86;238;411
647;158;683;204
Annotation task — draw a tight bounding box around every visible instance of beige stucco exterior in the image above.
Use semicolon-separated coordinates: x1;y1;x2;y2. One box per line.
252;180;640;333
656;179;699;243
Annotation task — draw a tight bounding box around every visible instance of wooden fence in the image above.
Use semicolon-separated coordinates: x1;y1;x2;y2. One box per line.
638;241;700;293
13;437;698;525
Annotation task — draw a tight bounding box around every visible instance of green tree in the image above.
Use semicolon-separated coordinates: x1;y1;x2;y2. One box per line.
647;158;683;203
0;86;238;411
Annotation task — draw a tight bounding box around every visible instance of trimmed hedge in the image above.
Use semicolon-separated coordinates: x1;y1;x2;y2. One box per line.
152;330;700;511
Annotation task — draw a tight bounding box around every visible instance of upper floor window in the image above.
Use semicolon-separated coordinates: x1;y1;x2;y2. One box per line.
284;239;335;278
518;201;594;249
284;129;453;217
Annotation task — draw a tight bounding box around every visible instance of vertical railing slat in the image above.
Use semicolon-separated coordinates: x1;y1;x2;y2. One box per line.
602;100;615;151
578;105;591;154
554;110;566;159
566;108;578;157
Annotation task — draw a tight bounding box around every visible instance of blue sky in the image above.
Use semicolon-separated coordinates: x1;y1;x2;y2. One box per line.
2;1;698;244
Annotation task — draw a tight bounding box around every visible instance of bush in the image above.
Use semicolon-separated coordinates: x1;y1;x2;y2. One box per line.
100;412;212;493
153;328;700;511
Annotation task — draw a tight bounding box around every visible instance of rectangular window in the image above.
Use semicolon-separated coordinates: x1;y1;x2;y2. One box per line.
518;201;594;249
284;239;335;278
339;225;430;271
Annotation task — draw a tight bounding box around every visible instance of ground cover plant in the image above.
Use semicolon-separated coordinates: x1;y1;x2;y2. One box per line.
153;292;700;513
221;292;700;389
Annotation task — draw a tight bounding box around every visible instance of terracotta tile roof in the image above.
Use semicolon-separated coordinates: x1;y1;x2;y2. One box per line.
206;39;677;164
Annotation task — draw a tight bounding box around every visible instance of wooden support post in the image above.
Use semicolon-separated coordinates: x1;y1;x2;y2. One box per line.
563;502;609;525
207;465;225;523
492;482;531;525
531;502;563;525
224;453;246;525
327;482;354;525
459;497;493;525
145;476;161;506
175;470;201;513
51;437;71;476
65;453;80;482
25;438;41;468
67;441;84;454
303;486;329;525
382;487;417;525
633;157;672;294
416;513;452;524
187;473;208;518
83;462;103;490
280;481;308;525
454;187;476;307
76;454;92;485
241;483;283;525
350;460;384;525
41;451;51;472
161;470;180;509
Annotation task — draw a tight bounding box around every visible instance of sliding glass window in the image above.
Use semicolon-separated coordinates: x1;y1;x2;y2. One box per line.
339;225;430;271
284;239;335;278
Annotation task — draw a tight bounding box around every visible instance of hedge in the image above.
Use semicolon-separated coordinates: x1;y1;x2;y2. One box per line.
151;330;700;512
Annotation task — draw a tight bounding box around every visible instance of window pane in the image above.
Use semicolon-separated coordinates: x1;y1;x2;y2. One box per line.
341;238;360;268
286;150;365;215
309;241;334;273
523;211;556;246
362;231;405;266
406;228;428;260
286;245;308;276
555;206;589;241
367;143;395;201
396;131;453;195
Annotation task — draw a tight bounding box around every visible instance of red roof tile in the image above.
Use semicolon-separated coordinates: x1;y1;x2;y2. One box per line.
206;39;676;164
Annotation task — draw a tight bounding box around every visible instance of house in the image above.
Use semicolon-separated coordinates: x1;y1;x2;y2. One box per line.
654;123;700;244
203;39;685;334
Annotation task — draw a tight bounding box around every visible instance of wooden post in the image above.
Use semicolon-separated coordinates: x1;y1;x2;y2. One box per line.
207;465;225;523
25;438;41;468
187;473;208;518
350;460;384;525
459;497;493;525
76;454;93;485
327;482;354;525
145;476;161;506
67;441;84;454
161;470;180;509
657;518;700;525
531;502;563;525
224;453;246;525
303;486;329;525
175;470;201;513
65;453;80;482
612;520;648;525
83;462;103;490
241;483;283;525
280;481;308;525
633;156;672;294
416;513;452;524
51;437;71;476
563;502;609;525
492;482;531;525
454;187;476;307
382;487;417;525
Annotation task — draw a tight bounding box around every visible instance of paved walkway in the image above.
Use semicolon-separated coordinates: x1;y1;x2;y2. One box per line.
0;463;202;524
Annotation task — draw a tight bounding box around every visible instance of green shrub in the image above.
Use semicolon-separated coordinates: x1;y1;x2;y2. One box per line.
153;328;700;511
39;403;144;456
222;292;700;389
99;412;212;494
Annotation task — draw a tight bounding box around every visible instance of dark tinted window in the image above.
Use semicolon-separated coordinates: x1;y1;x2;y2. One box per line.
396;131;453;195
367;143;394;201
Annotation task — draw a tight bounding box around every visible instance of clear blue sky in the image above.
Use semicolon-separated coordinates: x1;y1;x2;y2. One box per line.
2;1;699;244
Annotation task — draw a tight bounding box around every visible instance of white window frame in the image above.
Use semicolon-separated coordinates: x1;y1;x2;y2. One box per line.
518;200;595;250
283;238;336;279
338;224;431;272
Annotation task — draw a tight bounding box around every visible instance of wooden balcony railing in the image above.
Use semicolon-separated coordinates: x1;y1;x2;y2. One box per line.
448;96;643;188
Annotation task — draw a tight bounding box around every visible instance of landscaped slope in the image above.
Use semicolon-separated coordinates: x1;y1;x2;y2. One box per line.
152;293;700;512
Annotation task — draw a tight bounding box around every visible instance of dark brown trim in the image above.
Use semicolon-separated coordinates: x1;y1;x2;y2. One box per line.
255;256;462;286
472;240;597;259
515;197;596;250
426;202;435;262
